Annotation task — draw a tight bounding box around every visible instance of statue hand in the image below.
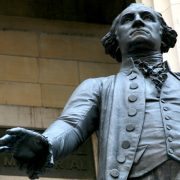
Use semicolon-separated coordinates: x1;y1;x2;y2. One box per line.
0;127;51;179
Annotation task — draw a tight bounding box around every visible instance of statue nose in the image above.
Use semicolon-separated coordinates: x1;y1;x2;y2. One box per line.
132;16;145;28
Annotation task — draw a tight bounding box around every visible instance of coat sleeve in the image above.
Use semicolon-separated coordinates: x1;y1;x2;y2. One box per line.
43;78;101;161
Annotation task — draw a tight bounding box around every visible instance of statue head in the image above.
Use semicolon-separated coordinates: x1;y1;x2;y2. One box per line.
101;3;178;62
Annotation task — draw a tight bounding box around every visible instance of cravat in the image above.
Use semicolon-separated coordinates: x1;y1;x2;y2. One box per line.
134;59;168;94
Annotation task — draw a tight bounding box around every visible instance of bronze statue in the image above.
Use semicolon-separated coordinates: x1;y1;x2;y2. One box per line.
0;3;179;180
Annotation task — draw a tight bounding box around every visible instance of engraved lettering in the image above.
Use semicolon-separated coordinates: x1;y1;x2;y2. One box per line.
4;156;16;167
70;160;81;170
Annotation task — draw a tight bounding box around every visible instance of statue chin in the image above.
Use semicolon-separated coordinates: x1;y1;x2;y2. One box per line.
128;37;157;53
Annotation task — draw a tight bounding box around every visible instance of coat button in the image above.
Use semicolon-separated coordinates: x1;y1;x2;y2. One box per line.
130;83;138;89
163;107;168;111
129;74;137;80
110;169;119;178
128;108;137;116
126;124;135;132
167;136;173;142
117;155;126;163
161;99;165;103
122;141;130;149
128;95;137;102
166;125;171;130
165;116;171;120
168;148;174;154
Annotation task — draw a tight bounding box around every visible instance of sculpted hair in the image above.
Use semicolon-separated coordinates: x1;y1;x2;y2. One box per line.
101;3;178;63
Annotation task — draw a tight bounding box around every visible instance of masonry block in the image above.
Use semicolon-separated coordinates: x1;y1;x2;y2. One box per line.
32;107;62;128
0;30;38;57
39;33;113;63
0;105;61;129
39;58;79;85
41;84;75;108
79;62;120;81
0;82;41;106
0;55;38;82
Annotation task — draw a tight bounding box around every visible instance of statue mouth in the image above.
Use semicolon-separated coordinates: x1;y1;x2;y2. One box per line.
130;29;150;36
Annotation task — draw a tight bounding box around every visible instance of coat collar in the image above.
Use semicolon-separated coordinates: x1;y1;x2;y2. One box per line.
120;57;171;75
120;57;140;75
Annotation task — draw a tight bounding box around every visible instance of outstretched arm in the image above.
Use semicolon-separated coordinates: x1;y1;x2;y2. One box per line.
43;78;101;160
0;78;101;179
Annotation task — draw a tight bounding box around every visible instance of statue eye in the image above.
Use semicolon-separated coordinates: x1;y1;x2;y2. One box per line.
121;15;134;24
143;13;155;21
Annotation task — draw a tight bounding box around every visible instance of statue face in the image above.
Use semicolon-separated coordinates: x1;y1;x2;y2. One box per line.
115;4;162;55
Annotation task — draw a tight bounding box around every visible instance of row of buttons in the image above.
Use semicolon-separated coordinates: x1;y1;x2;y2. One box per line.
161;99;172;134
110;71;138;178
122;71;138;150
123;72;138;150
160;98;174;156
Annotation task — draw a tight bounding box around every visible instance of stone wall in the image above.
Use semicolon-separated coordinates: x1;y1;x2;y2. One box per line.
0;15;120;180
0;15;119;129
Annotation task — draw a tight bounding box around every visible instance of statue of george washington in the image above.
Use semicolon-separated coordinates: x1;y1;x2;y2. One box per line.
0;3;179;180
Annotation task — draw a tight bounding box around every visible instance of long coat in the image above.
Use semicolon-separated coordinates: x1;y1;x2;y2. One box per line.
43;58;180;180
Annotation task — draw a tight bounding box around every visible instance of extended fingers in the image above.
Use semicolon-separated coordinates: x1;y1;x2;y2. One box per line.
6;127;27;136
0;146;12;152
6;127;39;137
0;134;16;146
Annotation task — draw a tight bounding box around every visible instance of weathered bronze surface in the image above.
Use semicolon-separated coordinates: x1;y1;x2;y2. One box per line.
0;3;179;180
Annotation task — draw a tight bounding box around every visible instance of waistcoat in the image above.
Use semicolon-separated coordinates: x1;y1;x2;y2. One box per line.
129;77;168;177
